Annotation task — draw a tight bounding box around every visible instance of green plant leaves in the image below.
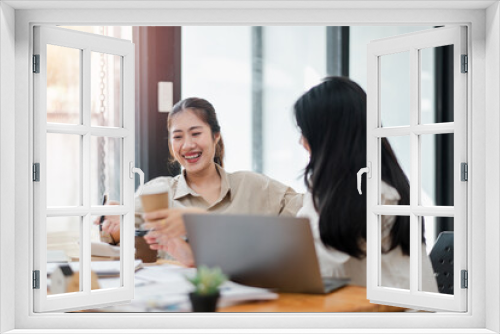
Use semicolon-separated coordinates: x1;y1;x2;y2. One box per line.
186;265;228;295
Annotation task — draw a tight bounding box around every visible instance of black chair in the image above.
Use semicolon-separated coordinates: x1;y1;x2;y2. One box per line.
429;231;454;294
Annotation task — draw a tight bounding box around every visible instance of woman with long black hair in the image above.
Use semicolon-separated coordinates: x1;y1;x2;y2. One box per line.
294;77;437;290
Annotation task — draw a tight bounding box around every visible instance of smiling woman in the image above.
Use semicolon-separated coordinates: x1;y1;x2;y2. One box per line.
100;97;304;265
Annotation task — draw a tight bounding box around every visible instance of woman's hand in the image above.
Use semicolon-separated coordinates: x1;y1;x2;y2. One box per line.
147;237;195;267
93;200;121;243
142;207;204;267
141;207;206;241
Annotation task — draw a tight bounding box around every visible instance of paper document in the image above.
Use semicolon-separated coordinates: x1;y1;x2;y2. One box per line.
92;263;277;312
91;242;121;258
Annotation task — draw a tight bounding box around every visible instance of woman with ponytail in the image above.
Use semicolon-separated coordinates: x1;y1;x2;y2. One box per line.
294;77;437;291
99;97;302;266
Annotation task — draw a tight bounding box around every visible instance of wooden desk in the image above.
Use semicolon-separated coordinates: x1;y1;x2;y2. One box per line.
80;285;403;313
144;261;404;312
220;286;404;312
49;234;403;313
157;260;403;312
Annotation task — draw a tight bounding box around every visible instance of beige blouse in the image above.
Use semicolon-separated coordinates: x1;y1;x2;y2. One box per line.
134;164;304;221
101;165;303;244
101;164;304;244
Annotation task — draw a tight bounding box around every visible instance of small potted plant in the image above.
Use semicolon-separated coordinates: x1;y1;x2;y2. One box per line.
186;265;227;312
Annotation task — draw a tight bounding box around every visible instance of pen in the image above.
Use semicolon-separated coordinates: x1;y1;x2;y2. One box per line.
99;193;108;231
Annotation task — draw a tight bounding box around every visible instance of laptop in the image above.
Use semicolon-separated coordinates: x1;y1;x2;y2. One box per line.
184;213;349;294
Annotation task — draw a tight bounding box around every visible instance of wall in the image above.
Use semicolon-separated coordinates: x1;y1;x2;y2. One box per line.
486;2;500;332
0;2;16;333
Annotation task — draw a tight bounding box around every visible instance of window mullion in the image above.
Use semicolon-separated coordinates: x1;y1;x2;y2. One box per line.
373;127;411;137
410;47;419;294
414;123;454;135
81;47;91;294
366;50;379;297
373;205;454;216
46;123;129;138
123;51;136;292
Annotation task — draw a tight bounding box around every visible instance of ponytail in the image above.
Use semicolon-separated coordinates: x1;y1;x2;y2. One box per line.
214;136;225;168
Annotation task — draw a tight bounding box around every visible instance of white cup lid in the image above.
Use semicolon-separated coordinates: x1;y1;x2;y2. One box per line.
139;182;169;196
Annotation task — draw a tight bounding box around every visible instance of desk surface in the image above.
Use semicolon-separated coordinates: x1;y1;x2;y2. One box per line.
149;263;404;312
82;285;403;313
49;233;404;313
219;286;403;312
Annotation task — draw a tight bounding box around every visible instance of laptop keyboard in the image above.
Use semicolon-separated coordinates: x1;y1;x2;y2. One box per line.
322;277;350;293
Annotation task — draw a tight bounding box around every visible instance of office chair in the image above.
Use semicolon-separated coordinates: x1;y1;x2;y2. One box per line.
429;231;454;295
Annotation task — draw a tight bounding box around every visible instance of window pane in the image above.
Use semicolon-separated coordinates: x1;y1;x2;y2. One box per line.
91;52;122;127
420;45;454;124
91;136;122;206
261;26;325;193
47;216;81;295
349;26;433;92
380;51;410;127
46;133;81;207
380;215;409;290
90;215;121;291
380;136;410;205
421;133;454;206
47;45;81;124
421;216;454;294
181;26;253;175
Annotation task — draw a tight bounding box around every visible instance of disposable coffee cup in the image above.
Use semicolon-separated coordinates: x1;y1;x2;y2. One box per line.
140;183;170;213
137;183;168;263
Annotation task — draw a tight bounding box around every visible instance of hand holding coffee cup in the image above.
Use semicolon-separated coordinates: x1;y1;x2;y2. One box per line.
134;229;158;263
152;237;195;267
142;207;206;244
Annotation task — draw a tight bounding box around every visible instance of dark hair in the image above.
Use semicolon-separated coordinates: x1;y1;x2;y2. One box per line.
167;97;225;168
294;76;412;258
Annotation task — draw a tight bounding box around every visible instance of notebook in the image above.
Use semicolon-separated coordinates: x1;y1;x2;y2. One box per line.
184;213;349;294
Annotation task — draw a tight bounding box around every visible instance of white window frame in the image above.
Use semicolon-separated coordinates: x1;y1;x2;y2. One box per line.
33;25;136;312
0;1;498;333
366;26;468;312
